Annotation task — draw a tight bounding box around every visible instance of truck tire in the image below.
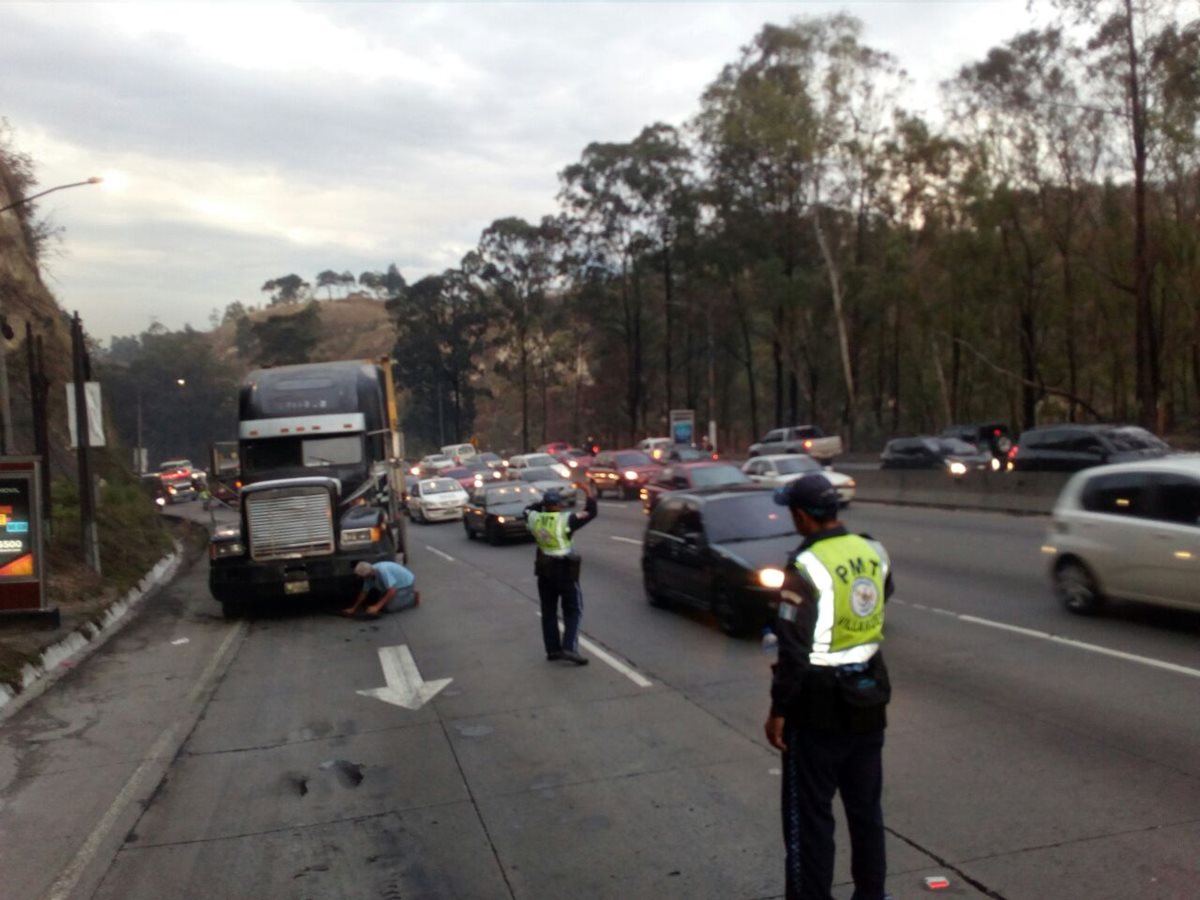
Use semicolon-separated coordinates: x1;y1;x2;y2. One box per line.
486;520;502;546
222;598;250;620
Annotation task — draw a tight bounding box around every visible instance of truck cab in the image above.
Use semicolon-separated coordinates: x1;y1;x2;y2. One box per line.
208;360;406;618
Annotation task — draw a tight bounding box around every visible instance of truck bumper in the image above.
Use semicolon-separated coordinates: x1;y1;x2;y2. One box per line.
209;549;392;606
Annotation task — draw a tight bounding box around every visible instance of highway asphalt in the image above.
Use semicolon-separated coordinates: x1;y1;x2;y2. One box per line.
0;498;1197;899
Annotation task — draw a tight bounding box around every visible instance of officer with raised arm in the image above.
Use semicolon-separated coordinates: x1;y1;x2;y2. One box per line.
764;474;895;900
524;479;598;665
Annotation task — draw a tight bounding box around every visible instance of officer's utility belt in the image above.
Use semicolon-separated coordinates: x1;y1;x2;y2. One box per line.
810;657;890;709
535;550;581;580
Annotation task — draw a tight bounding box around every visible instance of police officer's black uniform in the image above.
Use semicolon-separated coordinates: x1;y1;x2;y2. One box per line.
523;486;598;664
766;475;895;900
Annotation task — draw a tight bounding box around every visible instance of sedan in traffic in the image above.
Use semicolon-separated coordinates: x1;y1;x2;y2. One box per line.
516;466;579;505
641;485;793;636
463;483;543;545
640;461;750;513
587;449;660;499
741;454;856;505
407;477;470;523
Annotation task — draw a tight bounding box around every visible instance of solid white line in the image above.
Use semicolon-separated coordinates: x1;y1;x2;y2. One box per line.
425;545;456;563
610;536;641;545
44;621;247;900
956;613;1200;680
577;635;654;688
534;612;653;688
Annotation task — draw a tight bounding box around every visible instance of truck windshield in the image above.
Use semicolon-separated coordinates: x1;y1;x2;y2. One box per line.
243;435;363;474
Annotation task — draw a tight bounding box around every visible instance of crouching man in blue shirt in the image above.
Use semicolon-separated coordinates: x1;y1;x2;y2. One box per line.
341;560;419;619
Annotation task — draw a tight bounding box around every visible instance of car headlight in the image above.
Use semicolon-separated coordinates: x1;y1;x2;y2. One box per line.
624;470;638;480
497;515;507;524
341;526;381;546
948;461;967;476
990;458;1001;471
758;568;786;589
210;541;245;559
846;479;856;488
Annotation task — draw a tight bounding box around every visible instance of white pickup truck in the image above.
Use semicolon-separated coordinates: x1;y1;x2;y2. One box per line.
747;426;843;463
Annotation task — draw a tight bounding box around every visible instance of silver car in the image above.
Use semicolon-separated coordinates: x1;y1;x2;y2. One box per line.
1044;456;1200;614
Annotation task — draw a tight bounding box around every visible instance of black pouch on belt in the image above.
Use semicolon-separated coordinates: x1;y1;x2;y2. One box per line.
567;553;582;581
834;658;891;708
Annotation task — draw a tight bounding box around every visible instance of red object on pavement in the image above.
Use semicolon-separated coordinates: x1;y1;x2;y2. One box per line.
924;875;951;890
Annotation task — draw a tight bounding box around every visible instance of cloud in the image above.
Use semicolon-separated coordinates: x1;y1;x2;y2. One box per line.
0;1;1037;341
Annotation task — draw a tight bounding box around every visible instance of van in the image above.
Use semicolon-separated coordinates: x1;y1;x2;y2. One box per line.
441;443;478;464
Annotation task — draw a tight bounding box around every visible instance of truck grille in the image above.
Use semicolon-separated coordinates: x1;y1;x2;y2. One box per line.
246;487;334;560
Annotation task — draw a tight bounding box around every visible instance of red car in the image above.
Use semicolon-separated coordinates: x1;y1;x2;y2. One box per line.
537;441;575;455
640;461;751;513
442;467;478;490
554;447;594;474
586;449;661;499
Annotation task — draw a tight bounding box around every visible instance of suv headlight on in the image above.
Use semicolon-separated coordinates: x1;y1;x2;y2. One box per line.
947;461;968;476
341;526;382;546
758;567;786;589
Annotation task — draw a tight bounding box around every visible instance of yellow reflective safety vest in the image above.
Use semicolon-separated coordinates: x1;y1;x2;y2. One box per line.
527;510;572;557
792;533;889;667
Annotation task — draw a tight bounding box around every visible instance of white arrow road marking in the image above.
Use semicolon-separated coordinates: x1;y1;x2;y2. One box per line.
357;645;452;709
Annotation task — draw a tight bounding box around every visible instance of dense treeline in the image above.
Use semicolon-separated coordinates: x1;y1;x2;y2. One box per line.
103;5;1200;458
397;5;1200;453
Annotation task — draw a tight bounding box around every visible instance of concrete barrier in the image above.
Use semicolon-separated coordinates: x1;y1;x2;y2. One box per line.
850;469;1069;515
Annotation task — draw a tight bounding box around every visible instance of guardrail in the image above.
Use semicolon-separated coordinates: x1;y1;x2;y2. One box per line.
849;469;1069;515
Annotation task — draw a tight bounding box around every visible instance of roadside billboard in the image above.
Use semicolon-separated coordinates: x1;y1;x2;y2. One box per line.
0;458;45;614
669;409;695;446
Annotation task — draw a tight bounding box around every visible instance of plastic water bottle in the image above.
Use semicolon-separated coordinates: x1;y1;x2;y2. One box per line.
761;627;778;653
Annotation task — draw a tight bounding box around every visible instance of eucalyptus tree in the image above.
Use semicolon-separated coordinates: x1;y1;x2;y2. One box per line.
946;28;1104;429
388;271;487;447
559;140;658;440
694;15;904;440
466;216;563;452
1051;0;1200;429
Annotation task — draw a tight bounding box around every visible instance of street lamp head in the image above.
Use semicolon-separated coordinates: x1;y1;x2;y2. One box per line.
87;176;103;185
176;378;186;386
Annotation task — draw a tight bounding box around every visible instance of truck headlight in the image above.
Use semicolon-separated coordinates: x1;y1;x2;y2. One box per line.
210;541;245;559
758;567;786;589
341;526;381;546
948;461;967;476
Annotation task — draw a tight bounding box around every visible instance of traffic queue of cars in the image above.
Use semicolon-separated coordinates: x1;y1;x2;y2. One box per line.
400;427;1196;640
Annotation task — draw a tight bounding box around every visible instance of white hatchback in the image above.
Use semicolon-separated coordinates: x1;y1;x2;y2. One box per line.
1044;456;1200;614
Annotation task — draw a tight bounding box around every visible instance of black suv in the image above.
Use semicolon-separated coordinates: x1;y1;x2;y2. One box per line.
939;423;1013;459
1011;424;1169;472
880;437;995;473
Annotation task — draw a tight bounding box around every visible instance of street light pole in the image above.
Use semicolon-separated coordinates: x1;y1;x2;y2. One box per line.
0;176;103;215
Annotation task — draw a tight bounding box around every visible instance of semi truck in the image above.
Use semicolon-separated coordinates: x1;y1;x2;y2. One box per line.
208;358;408;618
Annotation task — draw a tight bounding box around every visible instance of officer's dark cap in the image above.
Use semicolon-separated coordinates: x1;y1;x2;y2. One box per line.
542;488;564;506
773;473;839;519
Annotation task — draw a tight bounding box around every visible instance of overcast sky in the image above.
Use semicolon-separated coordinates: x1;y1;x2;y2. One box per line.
0;1;1047;344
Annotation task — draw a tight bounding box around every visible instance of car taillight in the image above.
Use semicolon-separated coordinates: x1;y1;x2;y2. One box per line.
1007;446;1018;460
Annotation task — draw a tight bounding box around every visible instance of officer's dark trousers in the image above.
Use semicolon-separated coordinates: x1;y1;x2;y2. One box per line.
781;720;886;900
536;570;582;654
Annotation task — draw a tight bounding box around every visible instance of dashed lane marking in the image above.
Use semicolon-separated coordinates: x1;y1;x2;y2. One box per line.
610;536;641;546
425;545;456;563
898;600;1200;680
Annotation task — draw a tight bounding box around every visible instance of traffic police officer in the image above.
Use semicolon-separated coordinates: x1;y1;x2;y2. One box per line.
524;479;598;665
764;473;895;900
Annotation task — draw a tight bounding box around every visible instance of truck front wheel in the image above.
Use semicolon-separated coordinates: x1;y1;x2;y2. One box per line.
222;598;250;620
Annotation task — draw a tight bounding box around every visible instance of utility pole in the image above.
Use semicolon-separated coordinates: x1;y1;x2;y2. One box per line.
25;322;51;527
71;312;100;573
